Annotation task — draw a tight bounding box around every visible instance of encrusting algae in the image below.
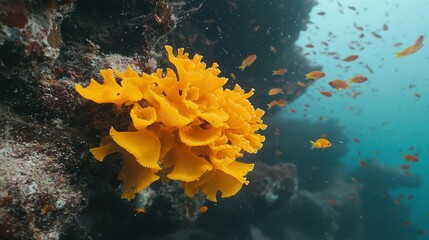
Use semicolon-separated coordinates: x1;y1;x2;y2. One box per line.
75;46;266;202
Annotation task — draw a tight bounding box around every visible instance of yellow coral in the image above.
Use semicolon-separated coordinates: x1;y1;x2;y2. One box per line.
75;46;266;201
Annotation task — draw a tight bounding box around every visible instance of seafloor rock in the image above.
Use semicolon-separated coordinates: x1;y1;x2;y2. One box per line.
350;160;422;240
0;0;75;76
192;162;298;240
0;106;88;239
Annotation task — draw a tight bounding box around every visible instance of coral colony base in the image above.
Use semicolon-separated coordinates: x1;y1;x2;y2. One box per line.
75;46;266;202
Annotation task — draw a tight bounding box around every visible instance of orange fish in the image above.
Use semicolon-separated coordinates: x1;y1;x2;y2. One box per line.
329;80;350;90
359;160;368;167
320;91;332;97
277;99;287;107
396;35;424;57
267;99;287;109
403;154;418;162
297;81;307;88
270;46;277;54
289;108;296;113
239;54;257;71
400;165;410;170
342;55;359;62
198;206;208;213
272;68;288;75
135;208;146;213
305;71;326;79
309;138;331;150
350;75;368;83
267;100;278;109
268;88;283;96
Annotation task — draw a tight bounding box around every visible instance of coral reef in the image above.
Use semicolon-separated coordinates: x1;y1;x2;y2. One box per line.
75;46;266;201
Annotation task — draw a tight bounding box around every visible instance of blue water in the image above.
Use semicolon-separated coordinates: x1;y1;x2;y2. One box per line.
287;0;429;234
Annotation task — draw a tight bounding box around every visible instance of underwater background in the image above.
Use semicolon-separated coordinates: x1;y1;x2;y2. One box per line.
0;0;428;239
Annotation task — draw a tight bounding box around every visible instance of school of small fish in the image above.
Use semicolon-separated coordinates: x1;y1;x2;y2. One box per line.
167;2;426;229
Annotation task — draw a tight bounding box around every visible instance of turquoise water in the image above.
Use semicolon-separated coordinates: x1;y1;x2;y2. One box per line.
290;0;429;234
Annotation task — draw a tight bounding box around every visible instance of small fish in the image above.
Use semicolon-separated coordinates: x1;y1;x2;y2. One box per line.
305;44;314;48
317;11;326;16
353;23;364;31
272;68;288;75
297;81;307;87
198;206;208;213
350;75;368;83
364;64;374;73
383;24;388;31
352;91;362;98
135;208;146;213
267;100;278;109
400;165;410;170
289;108;296;113
277;99;287;107
267;99;287;109
393;42;403;47
359;160;368;167
371;32;382;39
309;138;331;150
274;128;281;137
270;46;277;54
327;197;337;207
342;55;359;62
403;154;418;162
352;137;360;143
239;54;257;71
230;73;237;80
396;35;424;57
401;221;410;227
268;88;283;96
253;25;260;32
320;91;332;97
329;79;350;90
305;70;326;79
